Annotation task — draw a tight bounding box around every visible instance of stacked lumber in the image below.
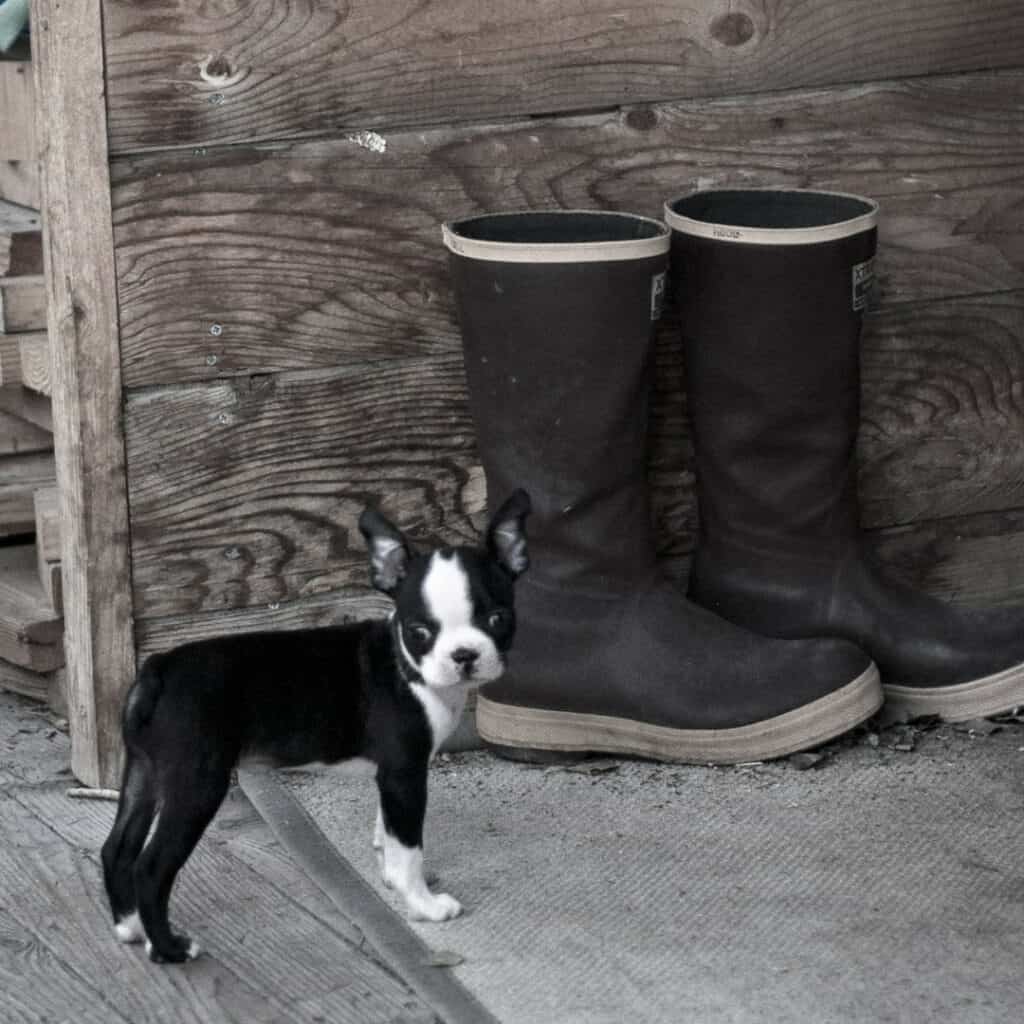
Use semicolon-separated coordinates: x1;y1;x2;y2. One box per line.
0;194;64;708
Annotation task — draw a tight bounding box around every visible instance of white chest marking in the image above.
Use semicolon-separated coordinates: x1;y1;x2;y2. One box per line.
409;681;466;756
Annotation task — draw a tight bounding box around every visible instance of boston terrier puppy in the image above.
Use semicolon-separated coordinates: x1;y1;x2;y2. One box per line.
101;489;531;964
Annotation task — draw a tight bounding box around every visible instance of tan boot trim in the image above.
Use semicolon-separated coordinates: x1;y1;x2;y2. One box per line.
883;659;1024;722
477;664;882;765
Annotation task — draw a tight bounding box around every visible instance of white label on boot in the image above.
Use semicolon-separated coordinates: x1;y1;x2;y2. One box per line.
650;271;667;320
852;258;875;311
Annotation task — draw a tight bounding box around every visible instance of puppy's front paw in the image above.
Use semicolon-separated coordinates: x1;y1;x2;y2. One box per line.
409;892;462;923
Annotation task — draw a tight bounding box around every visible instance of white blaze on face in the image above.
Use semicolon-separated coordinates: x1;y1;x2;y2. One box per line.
418;551;503;687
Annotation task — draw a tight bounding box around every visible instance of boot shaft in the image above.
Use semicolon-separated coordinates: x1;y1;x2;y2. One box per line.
666;189;877;558
446;211;669;590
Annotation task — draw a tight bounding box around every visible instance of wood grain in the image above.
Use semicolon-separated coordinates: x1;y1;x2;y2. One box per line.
0;200;43;277
0;275;46;332
0;332;22;385
17;331;51;396
0;61;35;164
0;545;63;672
4;782;438;1024
111;69;1024;388
32;486;60;562
0;383;53;434
0;407;51;455
0;658;60;704
0;161;39;209
125;356;480;618
0;451;54;537
123;290;1024;619
31;0;137;788
100;0;1024;152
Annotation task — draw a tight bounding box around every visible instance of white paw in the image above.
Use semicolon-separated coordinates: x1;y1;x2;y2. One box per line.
408;892;462;922
114;912;144;944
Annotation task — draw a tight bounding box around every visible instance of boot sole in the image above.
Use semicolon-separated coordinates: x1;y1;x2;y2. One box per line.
477;664;882;765
884;658;1024;722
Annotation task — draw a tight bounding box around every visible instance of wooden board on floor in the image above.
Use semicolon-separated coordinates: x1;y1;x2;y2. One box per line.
123;289;1024;620
0;274;46;333
0;451;55;537
100;0;1024;152
0;545;63;672
0;380;52;431
0;778;437;1024
17;330;51;396
0;199;42;276
110;68;1024;388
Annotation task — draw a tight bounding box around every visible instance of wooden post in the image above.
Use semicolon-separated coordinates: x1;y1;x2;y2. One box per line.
31;0;136;787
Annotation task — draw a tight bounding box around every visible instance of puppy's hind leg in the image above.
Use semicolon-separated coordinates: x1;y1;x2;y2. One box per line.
134;764;231;963
101;750;156;944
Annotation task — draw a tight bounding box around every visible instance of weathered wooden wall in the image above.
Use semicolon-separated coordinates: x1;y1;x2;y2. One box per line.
39;0;1024;781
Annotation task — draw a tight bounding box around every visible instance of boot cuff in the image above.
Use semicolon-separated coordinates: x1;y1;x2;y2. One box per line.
443;210;670;263
664;188;877;246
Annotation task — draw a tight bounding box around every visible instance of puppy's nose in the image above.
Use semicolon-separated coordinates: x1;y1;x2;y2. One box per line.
451;647;479;668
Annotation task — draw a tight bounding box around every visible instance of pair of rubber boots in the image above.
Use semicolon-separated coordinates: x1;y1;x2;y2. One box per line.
443;190;1024;764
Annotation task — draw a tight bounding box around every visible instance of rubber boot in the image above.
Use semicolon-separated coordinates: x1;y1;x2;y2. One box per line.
666;188;1024;722
444;210;880;763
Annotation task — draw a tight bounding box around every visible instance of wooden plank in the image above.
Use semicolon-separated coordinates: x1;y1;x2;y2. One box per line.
136;588;392;659
0;332;22;385
3;782;438;1024
0;656;51;703
0;408;51;454
0;61;35;164
17;330;51;396
101;0;1024;153
32;0;137;788
33;486;61;562
124;288;1024;620
0;545;64;672
0;274;46;332
111;68;1024;388
0;380;52;430
0;450;55;537
0;200;43;276
0;160;39;209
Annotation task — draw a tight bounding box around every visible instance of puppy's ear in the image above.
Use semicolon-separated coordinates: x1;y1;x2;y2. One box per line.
358;507;411;596
486;488;531;578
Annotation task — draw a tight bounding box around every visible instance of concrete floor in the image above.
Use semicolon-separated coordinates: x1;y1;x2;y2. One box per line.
2;685;1022;1023
284;714;1024;1024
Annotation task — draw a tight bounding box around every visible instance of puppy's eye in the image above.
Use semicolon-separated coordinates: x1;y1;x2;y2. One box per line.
487;609;511;631
408;623;433;645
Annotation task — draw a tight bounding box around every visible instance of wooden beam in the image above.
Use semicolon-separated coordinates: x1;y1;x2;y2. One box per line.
0;274;46;332
101;0;1024;152
17;330;51;396
110;68;1024;388
32;0;136;787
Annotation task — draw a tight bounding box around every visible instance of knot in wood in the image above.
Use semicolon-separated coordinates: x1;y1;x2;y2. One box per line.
625;108;658;132
710;12;756;47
